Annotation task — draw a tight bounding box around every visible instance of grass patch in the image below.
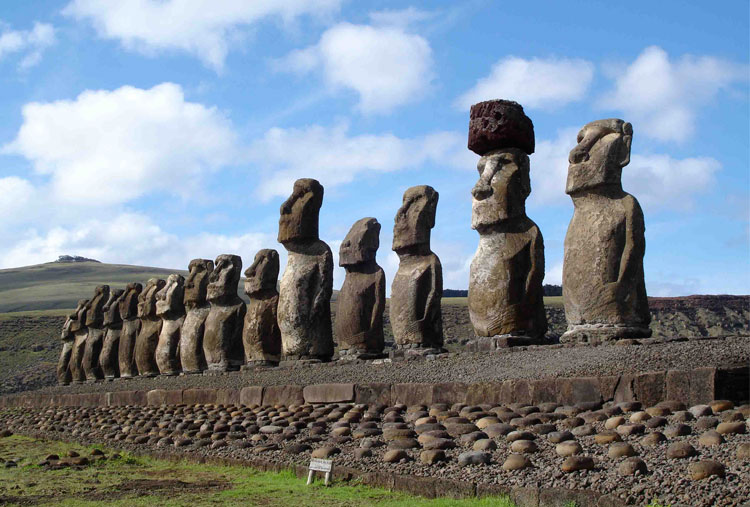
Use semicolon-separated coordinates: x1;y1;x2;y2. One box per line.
0;434;517;506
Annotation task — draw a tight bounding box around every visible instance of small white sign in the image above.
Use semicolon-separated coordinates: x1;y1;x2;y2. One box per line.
307;458;334;485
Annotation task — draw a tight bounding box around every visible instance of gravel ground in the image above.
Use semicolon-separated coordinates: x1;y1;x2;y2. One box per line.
1;399;748;506
40;335;750;394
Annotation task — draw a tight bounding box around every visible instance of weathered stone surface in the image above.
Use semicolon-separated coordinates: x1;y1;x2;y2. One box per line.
180;259;213;373
458;450;491;466
667;442;697;459
204;255;245;371
118;283;142;378
146;389;182;406
336;218;386;355
618;457;648;476
100;289;125;379
83;285;109;381
155;274;185;375
468;99;534;155
562;119;651;343
262;385;303;406
134;278;166;376
562;455;594;472
355;383;391;406
391;185;443;349
303;384;355;404
242;249;281;365
278;179;334;360
468;139;546;341
69;299;89;383
688;460;725;480
58;300;87;385
240;386;264;407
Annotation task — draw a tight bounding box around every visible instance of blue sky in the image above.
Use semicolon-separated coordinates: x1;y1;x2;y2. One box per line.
0;0;747;296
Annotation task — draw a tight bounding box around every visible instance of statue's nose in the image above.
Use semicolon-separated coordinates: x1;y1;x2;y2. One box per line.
472;181;492;200
569;145;590;164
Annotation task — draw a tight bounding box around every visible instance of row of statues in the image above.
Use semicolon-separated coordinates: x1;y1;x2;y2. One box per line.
57;99;651;384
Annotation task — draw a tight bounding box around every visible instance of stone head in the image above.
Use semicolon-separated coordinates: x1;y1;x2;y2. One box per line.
244;249;279;296
392;185;439;252
85;285;110;327
103;289;125;326
471;148;530;229
137;278;165;319
156;274;185;317
278;178;324;244
468;99;535;156
340;218;380;267
184;258;214;307
119;283;142;320
566;119;632;196
70;299;89;332
207;254;242;303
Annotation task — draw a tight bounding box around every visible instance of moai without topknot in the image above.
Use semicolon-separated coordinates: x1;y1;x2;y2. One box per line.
100;288;125;379
134;278;166;376
336;218;386;359
155;274;186;375
118;282;142;378
467;100;547;347
391;185;444;352
180;259;213;373
69;299;89;383
277;178;334;361
82;285;110;381
562;119;650;343
57;300;87;385
242;249;281;367
204;254;246;371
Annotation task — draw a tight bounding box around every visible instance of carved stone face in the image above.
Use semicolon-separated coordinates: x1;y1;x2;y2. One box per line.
392;185;438;252
278;178;324;244
119;283;142;320
566;119;632;196
471;148;530;229
208;254;242;302
85;285;110;327
137;278;165;318
70;299;89;332
156;274;185;317
103;289;124;326
340;217;380;266
244;249;279;296
184;259;213;307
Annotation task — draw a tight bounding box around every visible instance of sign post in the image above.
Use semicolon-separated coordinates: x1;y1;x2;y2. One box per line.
307;458;333;486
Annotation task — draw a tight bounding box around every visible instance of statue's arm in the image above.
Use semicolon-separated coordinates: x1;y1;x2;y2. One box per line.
423;257;443;322
525;227;545;302
312;251;334;317
370;268;386;331
617;197;645;285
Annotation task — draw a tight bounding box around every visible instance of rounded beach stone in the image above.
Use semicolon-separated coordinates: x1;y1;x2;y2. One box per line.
468;99;535;155
510;440;538;453
608;442;637;458
556;441;582;457
716;422;746;435
458;450;491;466
605;416;625;430
672;411;694;422
664;424;691;438
640;432;667;446
696;417;719;431
618;457;648;476
698;430;724;447
688;460;725;480
736;442;750;459
354;448;372;459
629;411;651;423
484;423;514;438
616;424;645;436
420;450;447;465
311;446;340;458
689;405;712;418
388;438;420;450
709;400;733;413
562;456;594;472
473;439;497;451
644;417;667;429
547;431;574;443
667;442;697;459
594;431;622;444
383;449;409;463
502;453;531;471
571;425;595;437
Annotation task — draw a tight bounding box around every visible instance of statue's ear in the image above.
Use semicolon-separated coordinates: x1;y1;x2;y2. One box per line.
619;122;633;167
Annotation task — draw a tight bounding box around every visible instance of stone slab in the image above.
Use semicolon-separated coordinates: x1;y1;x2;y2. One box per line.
240;386;264;407
146;389;183;406
183;388;217;405
262;385;304;406
354;383;391;406
303;383;355;403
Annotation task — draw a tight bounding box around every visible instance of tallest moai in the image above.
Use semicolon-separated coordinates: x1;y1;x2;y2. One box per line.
467;100;547;346
562;119;651;343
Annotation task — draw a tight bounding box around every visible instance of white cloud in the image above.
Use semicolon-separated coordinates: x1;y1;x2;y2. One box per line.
368;7;434;28
279;22;433;113
456;56;594;110
0;177;36;222
247;123;473;200
599;46;748;143
3;83;237;206
0;22;55;69
63;0;342;71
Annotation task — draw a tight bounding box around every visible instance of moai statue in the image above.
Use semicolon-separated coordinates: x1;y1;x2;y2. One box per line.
57;300;87;385
100;288;125;379
562;119;651;343
467;100;547;347
118;283;142;378
242;249;281;367
391;185;444;352
134;278;166;376
336;218;386;359
68;299;89;383
277;178;334;361
82;285;110;381
155;274;186;375
180;259;213;373
204;254;246;371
